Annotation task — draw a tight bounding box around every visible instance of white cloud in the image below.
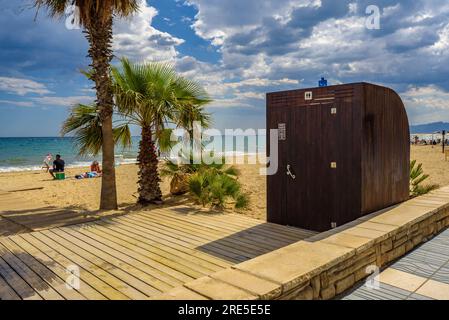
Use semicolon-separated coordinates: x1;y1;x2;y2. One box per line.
0;77;52;96
0;100;34;107
222;78;299;90
208;98;256;109
113;0;184;62
5;0;449;131
429;22;449;55
403;85;449;124
185;0;308;46
181;0;449;91
32;95;94;107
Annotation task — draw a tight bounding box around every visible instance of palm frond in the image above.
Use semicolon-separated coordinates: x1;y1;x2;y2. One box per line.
61;103;131;156
113;123;132;150
410;160;440;197
157;128;177;153
187;168;249;210
112;57;212;145
34;0;139;26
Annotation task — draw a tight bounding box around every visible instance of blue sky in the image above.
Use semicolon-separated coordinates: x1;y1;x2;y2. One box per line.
1;0;449;136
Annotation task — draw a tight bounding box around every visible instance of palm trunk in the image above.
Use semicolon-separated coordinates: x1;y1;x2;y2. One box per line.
138;125;162;204
85;14;118;210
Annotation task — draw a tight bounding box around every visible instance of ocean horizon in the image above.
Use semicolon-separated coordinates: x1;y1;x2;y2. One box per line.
0;135;267;173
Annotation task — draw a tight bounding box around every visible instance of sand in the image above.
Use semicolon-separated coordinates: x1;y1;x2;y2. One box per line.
0;145;447;222
0;155;267;220
411;145;449;187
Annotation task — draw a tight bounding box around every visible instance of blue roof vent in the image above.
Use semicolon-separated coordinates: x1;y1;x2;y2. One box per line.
319;77;328;87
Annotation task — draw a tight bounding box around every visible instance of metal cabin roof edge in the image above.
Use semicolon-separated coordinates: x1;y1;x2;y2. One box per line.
266;81;389;96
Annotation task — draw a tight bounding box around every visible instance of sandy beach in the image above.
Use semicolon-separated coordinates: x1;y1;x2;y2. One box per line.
0;155;267;220
0;145;447;222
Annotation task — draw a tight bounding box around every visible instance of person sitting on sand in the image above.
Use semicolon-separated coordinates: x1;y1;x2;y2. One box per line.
42;153;52;172
49;154;65;179
75;161;102;179
90;161;102;175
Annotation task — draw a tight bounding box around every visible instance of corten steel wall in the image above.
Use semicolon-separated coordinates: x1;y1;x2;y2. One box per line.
266;83;410;232
361;84;410;214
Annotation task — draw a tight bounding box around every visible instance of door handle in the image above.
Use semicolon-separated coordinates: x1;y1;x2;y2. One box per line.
287;165;296;180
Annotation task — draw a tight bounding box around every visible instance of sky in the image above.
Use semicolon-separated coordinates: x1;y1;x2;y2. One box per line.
0;0;449;137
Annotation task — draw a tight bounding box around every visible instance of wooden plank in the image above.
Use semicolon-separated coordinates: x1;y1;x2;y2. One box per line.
0;272;21;300
0;242;61;300
206;210;316;239
93;220;229;269
73;227;213;279
0;253;41;300
85;222;223;273
117;215;217;246
95;219;233;267
8;235;106;300
154;209;304;248
0;238;85;300
124;214;260;260
226;213;318;238
45;229;171;295
31;232;145;299
61;226;198;283
20;233;126;300
152;213;297;252
0;217;30;237
117;215;250;262
131;212;267;253
6;211;95;229
134;213;271;255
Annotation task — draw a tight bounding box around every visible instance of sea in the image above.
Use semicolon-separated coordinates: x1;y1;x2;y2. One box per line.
0;135;267;173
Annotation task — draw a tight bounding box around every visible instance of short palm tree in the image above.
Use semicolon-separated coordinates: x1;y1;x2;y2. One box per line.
34;0;140;210
111;58;211;204
410;160;439;197
188;167;249;210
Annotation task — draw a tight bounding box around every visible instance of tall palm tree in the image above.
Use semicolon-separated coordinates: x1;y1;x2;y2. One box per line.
34;0;139;210
112;58;211;204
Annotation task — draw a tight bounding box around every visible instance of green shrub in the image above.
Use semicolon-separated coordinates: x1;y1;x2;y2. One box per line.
161;154;240;178
188;167;249;210
410;160;439;197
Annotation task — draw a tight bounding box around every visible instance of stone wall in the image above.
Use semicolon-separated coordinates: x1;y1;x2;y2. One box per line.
154;188;449;300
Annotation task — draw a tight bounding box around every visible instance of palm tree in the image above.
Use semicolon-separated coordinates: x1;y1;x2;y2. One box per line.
176;97;212;139
111;58;211;204
34;0;139;210
61;103;132;156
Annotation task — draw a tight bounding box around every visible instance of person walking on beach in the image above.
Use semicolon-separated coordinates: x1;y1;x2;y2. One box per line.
42;153;52;172
49;154;65;179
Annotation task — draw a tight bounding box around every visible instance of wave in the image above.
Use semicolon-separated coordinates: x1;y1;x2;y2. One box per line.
0;151;266;173
0;165;43;173
0;157;139;173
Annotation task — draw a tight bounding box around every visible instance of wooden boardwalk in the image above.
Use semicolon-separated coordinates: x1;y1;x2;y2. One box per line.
0;204;315;300
0;190;98;236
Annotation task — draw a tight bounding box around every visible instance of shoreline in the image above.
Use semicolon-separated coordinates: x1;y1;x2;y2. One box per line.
0;152;267;173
